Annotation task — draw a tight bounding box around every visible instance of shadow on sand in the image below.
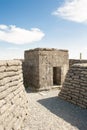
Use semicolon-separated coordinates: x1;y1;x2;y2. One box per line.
38;96;87;130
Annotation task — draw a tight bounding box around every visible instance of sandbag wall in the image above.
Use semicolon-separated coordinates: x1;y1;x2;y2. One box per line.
69;59;87;68
0;60;29;130
59;63;87;109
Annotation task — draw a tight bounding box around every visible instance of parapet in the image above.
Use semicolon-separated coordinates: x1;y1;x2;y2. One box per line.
25;48;68;52
59;63;87;109
0;60;29;130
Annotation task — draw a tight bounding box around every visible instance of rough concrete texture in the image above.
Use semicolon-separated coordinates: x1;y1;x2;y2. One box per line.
0;60;29;130
24;48;69;90
59;63;87;109
22;89;87;130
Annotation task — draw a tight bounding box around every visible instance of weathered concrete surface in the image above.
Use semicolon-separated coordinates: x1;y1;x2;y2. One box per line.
24;48;69;90
22;89;87;130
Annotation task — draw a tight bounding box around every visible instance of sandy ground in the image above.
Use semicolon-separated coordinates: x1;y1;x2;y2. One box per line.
22;89;87;130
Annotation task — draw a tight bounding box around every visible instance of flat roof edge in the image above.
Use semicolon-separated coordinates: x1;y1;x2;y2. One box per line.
25;48;68;52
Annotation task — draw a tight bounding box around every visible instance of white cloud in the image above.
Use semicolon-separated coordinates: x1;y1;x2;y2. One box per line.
0;25;8;29
0;24;45;44
53;0;87;23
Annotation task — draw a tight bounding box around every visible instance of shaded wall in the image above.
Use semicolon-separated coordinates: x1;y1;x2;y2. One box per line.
23;50;39;89
0;60;29;130
59;63;87;109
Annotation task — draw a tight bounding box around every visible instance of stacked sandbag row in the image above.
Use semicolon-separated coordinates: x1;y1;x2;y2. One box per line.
0;60;29;130
69;59;87;68
59;63;87;109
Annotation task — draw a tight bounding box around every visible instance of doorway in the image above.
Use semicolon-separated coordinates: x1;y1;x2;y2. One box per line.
53;67;61;85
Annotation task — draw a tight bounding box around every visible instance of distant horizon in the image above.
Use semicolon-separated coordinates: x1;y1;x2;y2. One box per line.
0;0;87;60
0;47;86;60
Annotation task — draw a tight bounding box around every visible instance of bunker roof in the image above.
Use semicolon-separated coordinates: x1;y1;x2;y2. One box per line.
25;48;68;52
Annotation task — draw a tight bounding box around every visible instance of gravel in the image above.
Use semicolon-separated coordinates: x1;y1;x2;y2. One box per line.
22;89;87;130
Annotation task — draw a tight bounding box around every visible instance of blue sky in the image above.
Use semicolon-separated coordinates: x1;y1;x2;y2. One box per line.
0;0;87;59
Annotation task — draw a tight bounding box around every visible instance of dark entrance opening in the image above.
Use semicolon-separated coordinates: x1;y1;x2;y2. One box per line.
53;67;61;85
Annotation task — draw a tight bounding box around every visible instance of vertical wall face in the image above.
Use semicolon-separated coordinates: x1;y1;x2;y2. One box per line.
0;60;29;130
39;52;53;89
24;50;39;89
39;49;69;90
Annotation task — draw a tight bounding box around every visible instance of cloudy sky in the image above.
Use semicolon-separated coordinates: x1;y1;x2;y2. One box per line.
0;0;87;59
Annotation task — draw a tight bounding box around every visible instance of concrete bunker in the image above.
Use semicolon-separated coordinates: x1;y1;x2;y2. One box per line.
23;48;69;91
